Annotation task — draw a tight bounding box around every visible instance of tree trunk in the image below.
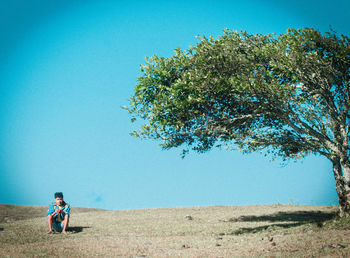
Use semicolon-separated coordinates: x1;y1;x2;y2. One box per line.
332;158;350;217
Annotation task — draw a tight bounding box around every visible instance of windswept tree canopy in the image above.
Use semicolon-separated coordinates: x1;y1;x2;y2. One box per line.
127;28;349;162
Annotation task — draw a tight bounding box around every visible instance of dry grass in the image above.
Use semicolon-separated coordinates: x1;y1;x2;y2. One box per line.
0;204;349;257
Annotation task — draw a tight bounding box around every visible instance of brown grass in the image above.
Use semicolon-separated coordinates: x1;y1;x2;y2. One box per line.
0;204;349;257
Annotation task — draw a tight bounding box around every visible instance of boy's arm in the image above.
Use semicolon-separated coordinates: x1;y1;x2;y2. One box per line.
47;204;58;216
63;204;70;215
47;205;54;216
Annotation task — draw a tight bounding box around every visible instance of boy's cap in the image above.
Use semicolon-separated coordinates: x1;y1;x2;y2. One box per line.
54;192;63;199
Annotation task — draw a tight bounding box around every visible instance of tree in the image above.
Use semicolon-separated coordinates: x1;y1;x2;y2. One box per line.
125;28;350;216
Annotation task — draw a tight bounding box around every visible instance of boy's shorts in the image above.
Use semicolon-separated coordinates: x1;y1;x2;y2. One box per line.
52;221;68;232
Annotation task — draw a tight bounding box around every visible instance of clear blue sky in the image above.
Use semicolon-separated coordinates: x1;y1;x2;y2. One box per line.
0;0;349;210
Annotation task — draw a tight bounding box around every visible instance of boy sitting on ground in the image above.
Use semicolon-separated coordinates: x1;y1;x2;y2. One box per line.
47;192;70;234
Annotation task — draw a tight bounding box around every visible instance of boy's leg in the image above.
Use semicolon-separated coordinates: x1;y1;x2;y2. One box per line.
47;215;54;234
61;215;69;234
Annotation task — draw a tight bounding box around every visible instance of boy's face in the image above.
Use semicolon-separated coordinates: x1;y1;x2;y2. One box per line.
55;197;63;206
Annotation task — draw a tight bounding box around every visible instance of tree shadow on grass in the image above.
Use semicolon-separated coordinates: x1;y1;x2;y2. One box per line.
232;222;304;235
67;226;90;233
231;211;335;223
224;210;336;235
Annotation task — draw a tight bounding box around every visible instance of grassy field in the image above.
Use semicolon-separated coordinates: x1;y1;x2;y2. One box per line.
0;204;349;257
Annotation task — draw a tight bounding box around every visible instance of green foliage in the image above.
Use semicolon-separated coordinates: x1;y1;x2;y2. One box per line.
126;28;350;160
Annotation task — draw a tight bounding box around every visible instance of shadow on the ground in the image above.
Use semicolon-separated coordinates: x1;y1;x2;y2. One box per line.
225;210;336;235
232;222;304;235
232;211;335;223
67;226;90;233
